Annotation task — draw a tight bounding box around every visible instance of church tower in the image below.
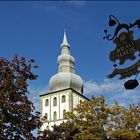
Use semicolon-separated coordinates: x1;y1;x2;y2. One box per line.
40;31;89;131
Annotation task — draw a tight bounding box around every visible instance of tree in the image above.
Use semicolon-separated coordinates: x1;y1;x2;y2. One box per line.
107;102;140;139
65;96;109;140
0;55;41;139
39;123;78;140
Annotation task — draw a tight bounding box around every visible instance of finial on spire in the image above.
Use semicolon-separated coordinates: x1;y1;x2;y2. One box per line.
62;29;69;46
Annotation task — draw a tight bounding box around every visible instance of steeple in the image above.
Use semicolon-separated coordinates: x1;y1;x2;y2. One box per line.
58;30;75;73
49;31;83;94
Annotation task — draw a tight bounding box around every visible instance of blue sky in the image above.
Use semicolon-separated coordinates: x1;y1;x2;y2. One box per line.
0;1;140;111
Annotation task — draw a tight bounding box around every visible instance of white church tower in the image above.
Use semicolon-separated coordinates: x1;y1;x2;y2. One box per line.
40;31;89;131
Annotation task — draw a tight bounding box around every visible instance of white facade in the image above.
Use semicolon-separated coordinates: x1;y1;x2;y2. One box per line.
40;31;89;131
40;88;88;131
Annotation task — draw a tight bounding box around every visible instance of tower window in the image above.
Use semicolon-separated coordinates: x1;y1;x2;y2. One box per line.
44;113;48;120
53;111;57;121
62;95;66;103
63;109;66;118
45;99;49;106
53;97;57;106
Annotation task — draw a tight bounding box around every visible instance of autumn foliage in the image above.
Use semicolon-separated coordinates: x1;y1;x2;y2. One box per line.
0;56;40;139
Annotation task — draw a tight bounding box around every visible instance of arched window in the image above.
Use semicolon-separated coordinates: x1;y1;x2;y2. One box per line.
54;111;57;121
45;99;49;106
44;113;48;120
63;109;66;118
53;97;57;106
80;100;82;104
62;95;66;103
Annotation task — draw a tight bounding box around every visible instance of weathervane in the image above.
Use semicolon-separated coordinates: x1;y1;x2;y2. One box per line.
104;15;140;89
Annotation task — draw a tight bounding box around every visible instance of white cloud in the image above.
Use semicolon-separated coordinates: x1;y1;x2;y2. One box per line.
84;78;140;106
111;88;140;105
84;79;123;95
